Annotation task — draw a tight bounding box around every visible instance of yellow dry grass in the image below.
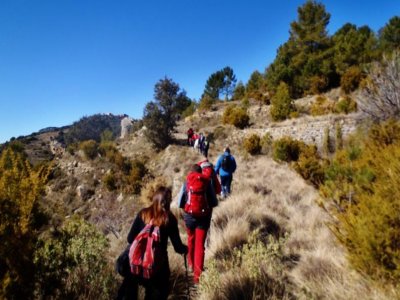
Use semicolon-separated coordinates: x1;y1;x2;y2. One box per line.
196;155;392;299
113;112;394;299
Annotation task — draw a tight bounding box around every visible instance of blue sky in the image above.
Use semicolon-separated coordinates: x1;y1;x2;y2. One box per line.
0;0;399;143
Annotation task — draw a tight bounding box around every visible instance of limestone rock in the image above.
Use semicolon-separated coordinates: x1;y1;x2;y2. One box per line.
121;117;133;139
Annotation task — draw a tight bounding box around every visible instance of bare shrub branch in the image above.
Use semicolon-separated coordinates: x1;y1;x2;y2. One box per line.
357;51;400;121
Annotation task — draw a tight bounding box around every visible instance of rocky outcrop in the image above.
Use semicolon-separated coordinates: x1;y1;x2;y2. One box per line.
120;117;134;139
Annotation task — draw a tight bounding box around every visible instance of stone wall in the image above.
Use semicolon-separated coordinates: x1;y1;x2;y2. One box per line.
233;113;363;150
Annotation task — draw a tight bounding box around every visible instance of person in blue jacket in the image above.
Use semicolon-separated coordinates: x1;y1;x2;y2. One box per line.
214;147;237;198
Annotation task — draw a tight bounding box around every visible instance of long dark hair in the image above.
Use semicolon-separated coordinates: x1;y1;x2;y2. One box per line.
140;186;172;226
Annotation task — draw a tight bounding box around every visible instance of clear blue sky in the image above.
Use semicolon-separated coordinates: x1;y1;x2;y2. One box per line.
0;0;399;143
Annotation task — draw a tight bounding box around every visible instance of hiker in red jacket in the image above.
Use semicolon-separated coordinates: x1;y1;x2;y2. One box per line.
117;186;187;300
197;159;222;195
187;128;194;146
177;164;218;283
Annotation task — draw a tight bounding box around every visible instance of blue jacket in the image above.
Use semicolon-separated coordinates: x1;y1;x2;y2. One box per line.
214;152;237;177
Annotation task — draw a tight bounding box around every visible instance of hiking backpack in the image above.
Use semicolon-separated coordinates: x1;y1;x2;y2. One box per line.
199;161;221;195
129;222;164;279
184;172;210;217
221;155;231;172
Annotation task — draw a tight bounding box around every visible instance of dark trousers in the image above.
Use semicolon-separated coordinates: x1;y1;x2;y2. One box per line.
220;175;233;196
116;267;170;300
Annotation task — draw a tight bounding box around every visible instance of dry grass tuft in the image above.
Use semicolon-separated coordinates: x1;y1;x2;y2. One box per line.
194;154;393;299
113;116;396;299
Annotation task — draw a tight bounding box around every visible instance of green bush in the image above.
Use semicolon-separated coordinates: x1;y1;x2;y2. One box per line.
270;82;294;121
334;96;357;114
243;134;261;155
308;75;328;95
272;137;303;162
66;143;78;155
34;217;116;299
340;66;363;94
222;105;250;129
79;140;98;160
293;144;326;187
200;231;290;299
310;96;334;116
0;148;47;299
368;119;400;147
103;172;117;191
125;159;148;194
198;95;215;111
241;98;250;109
318;120;400;284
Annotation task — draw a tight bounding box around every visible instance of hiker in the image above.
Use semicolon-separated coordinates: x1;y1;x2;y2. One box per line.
202;139;209;158
193;137;200;153
187;128;194;146
117;186;188;300
198;159;221;196
198;133;205;154
214;147;237;198
177;164;218;283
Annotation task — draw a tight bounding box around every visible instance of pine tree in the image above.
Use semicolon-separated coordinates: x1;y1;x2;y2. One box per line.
333;23;377;75
270;82;294;121
143;77;190;149
203;66;237;100
266;0;336;97
379;16;400;54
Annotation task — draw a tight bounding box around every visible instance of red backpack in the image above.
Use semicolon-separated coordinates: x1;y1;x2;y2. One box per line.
184;172;210;217
199;161;222;195
129;221;164;279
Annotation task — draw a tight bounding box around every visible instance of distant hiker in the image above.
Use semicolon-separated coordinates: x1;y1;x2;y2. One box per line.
177;164;218;283
187;128;194;146
193;137;200;153
202;139;209;157
117;186;188;300
198;133;205;154
198;159;221;196
214;147;237;198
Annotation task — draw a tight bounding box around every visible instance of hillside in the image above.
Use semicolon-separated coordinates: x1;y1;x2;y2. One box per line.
30;94;392;299
1;86;398;299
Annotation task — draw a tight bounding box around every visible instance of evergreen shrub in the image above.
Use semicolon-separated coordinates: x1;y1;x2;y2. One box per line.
243;134;261;155
317;120;400;283
79;140;98;160
310;96;334;116
272;137;303;162
103;172;117;191
334;96;357;114
222;105;250;129
340;66;363;94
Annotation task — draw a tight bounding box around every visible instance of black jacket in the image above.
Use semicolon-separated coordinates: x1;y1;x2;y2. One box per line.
127;210;187;256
